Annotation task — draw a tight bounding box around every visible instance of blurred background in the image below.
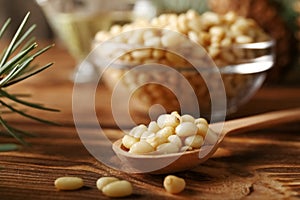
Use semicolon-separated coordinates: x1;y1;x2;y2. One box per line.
0;0;53;39
0;0;299;84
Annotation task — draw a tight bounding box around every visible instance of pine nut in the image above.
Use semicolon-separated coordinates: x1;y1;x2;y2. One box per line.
144;37;161;47
129;124;148;139
201;12;221;26
188;31;199;43
110;25;122;35
224;11;237;24
146;135;168;149
175;122;198;137
161;32;181;47
102;180;133;197
180;145;193;152
152;49;165;60
181;114;195;123
208;46;221;58
143;30;156;40
122;135;139;149
157;142;180;154
235;35;253;44
177;15;188;33
131;49;152;60
220;51;236;63
54;177;84;191
209;26;225;38
165;52;185;66
196;123;209;137
156;127;174;139
140;131;155;140
194;118;208;125
170;111;181;120
168;135;182;148
96;177;119;190
127;31;144;45
188;20;202;33
157;114;180;128
163;175;186;194
186;9;198;20
148;121;160;133
129;141;154;154
185;135;204;149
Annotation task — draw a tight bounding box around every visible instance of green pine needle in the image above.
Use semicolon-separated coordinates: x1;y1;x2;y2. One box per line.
0;143;20;152
0;12;59;146
0;89;58;112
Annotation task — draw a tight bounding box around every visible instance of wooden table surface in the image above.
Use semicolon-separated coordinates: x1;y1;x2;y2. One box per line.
0;44;300;200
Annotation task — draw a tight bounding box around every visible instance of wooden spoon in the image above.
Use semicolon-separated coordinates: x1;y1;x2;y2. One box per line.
112;108;300;174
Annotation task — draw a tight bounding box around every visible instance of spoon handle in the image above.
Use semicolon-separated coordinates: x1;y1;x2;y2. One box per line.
211;108;300;135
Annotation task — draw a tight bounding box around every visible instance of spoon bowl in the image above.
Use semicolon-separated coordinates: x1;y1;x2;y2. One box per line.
113;139;218;174
112;108;300;174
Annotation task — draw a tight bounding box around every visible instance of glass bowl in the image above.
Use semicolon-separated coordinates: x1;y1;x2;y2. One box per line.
35;0;139;82
91;32;274;120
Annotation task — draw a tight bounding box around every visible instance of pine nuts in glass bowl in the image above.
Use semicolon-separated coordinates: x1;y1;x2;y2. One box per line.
91;10;275;119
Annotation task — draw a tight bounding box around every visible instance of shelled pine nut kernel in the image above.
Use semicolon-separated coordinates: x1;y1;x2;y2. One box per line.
94;10;270;68
121;112;210;155
163;175;186;194
54;177;84;191
94;10;272;116
96;177;119;190
96;177;133;197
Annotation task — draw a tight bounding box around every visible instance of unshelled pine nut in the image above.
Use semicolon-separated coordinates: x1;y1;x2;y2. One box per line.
54;177;84;191
96;177;119;190
102;180;133;197
163;175;186;194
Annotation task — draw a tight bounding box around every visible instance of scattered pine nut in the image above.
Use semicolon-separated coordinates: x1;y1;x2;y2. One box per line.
54;177;84;191
96;177;119;191
97;177;133;197
163;175;186;194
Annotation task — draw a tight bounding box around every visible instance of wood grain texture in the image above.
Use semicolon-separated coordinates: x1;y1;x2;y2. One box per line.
0;44;300;199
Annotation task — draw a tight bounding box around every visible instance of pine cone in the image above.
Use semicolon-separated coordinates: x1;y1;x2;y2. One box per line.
208;0;296;83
